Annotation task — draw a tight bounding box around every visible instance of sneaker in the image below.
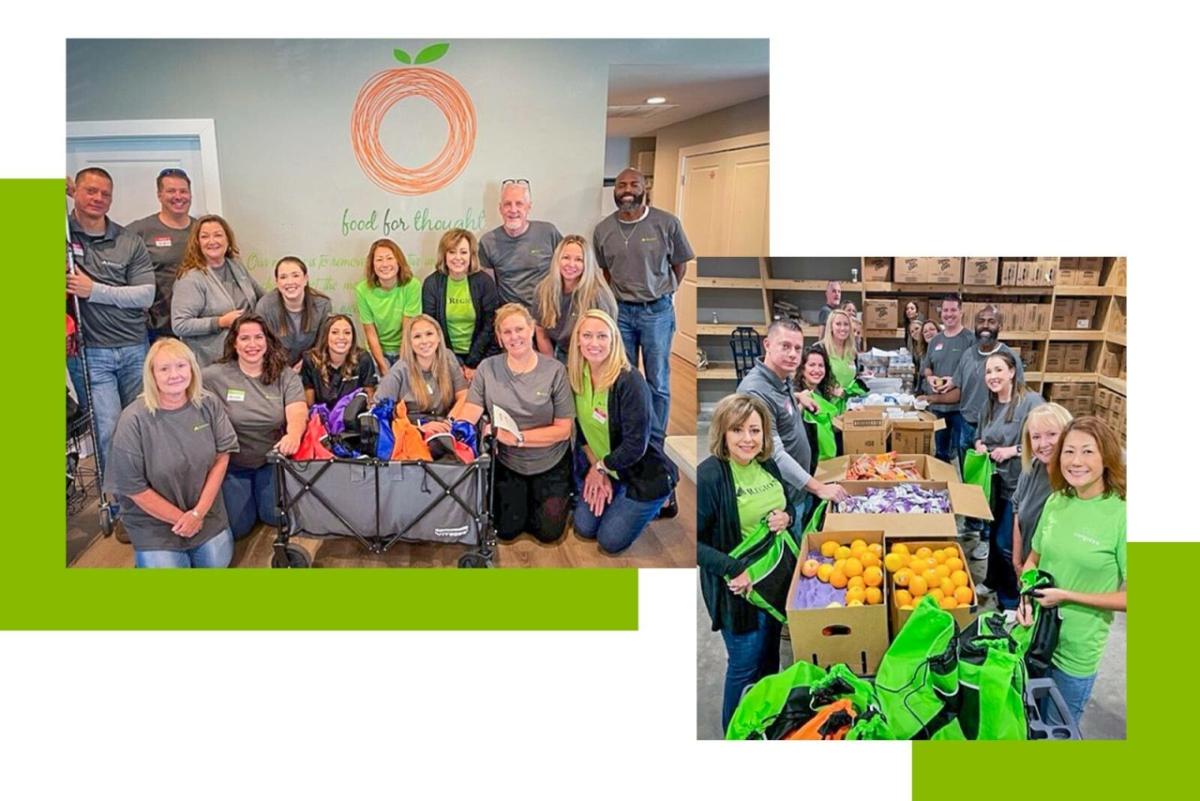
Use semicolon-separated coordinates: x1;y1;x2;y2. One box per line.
971;541;990;561
657;489;678;519
975;582;993;597
1002;609;1018;626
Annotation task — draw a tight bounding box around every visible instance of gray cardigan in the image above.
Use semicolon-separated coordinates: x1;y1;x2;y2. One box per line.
736;358;813;501
171;260;265;366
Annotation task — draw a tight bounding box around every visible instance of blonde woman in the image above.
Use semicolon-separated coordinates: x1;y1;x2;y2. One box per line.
420;228;500;381
458;303;575;543
171;214;266;366
820;308;862;408
1010;402;1074;576
534;234;618;360
355;238;422;376
376;314;468;455
568;310;676;553
103;338;239;568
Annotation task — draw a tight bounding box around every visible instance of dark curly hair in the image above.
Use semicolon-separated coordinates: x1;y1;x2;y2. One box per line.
219;313;289;386
799;344;838;399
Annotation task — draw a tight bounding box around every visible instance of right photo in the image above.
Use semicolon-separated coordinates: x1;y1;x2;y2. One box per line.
696;256;1127;741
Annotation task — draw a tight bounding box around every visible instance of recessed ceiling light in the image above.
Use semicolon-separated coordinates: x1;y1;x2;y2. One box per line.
645;96;667;105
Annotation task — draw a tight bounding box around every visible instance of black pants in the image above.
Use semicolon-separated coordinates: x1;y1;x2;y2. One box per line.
493;450;572;544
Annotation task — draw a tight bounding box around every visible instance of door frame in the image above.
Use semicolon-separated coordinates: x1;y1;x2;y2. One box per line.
674;130;769;221
66;118;224;215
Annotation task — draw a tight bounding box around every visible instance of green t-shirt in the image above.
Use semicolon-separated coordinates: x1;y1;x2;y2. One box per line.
1031;491;1127;677
445;276;476;355
355;278;422;353
574;364;614;475
729;459;787;541
829;351;857;393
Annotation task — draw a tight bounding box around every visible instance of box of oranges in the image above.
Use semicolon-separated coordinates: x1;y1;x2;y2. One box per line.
883;539;979;637
786;530;890;676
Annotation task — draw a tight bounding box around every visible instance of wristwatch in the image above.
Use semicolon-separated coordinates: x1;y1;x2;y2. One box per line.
189;510;201;519
515;431;525;447
1015;444;1023;455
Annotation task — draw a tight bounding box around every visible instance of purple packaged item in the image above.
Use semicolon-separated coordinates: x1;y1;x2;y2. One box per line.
837;483;950;514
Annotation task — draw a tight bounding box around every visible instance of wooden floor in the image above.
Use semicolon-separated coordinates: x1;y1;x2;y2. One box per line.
70;476;696;569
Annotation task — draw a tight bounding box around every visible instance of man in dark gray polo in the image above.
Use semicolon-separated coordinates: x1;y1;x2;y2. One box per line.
126;168;196;340
66;167;155;471
593;168;694;440
918;294;974;465
478;179;562;309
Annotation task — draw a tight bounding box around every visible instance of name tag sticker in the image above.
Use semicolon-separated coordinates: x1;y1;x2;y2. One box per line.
592;407;607;424
71;243;84;260
935;343;944;351
226;389;246;403
153;237;172;248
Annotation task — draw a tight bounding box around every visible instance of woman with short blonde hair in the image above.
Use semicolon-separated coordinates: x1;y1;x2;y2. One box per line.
534;234;618;359
421;228;500;381
140;337;204;412
1009;402;1074;573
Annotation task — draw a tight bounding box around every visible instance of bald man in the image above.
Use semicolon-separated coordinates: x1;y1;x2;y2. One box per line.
592;168;694;439
478;179;562;309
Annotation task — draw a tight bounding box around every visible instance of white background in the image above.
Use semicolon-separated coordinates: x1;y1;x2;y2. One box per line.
5;1;1194;798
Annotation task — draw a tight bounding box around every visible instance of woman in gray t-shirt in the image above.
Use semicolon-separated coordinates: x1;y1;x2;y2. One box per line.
532;234;618;361
1011;403;1074;572
376;314;468;458
104;338;239;567
458;303;575;543
974;350;1045;609
254;256;332;368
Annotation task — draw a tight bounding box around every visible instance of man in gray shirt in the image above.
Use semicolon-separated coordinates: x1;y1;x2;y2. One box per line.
67;167;156;473
817;281;843;327
918;294;974;465
735;320;848;523
478;180;562;309
593;168;695;440
126;168;196;339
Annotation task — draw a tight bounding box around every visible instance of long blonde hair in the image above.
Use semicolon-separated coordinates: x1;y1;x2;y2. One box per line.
141;338;204;413
567;309;629;394
534;234;615;330
821;308;856;361
398;314;460;413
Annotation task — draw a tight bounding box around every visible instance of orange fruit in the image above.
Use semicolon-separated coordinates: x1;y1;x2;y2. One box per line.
820;540;839;558
922;569;940;588
862;551;881;569
868;543;883;556
915;546;933;560
934;549;948;564
946;557;964;573
830;569;848;589
934;564;950;580
890;543;910;557
954;586;974;605
925;557;940;571
908;575;928;596
894;568;912;587
940;578;956;597
865;586;883;605
894;589;913;607
801;559;820;578
844;557;864;578
817;563;834;583
939;595;958;611
884;553;905;573
864;566;883;587
850;539;868;556
846;586;867;604
929;588;945;603
951;570;970;588
835;546;852;561
848;576;865;591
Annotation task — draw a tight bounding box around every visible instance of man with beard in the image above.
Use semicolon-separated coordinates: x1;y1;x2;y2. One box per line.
592;168;694;440
478;179;562;309
917;294;974;465
817;281;842;326
126;168;197;339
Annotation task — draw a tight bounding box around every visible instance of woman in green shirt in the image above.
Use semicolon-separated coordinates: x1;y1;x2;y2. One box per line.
420;228;500;382
1017;416;1127;728
819;308;864;413
797;343;843;460
355;238;422;377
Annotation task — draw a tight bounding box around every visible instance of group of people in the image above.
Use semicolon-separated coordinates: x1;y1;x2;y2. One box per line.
700;287;1126;733
67;165;693;568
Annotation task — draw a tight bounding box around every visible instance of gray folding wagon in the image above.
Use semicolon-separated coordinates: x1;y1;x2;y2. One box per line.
268;439;497;568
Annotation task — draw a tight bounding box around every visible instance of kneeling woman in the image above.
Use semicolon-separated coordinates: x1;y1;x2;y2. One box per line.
568;310;675;553
1018;416;1126;728
376;314;468;456
698;393;801;733
458;303;575;543
300;314;379;406
203;315;307;539
104;338;239;567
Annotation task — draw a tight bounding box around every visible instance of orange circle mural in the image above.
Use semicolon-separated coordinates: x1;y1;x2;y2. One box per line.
351;49;476;196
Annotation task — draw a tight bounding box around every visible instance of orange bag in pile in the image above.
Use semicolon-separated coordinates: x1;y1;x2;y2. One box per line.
390;400;433;461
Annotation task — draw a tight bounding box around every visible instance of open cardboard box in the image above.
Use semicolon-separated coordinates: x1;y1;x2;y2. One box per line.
885;538;979;637
814;453;958;484
887;410;946;455
787;529;890;676
821;480;992;538
833;408;890;454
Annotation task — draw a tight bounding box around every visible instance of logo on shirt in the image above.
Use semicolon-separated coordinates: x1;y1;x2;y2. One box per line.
1072;531;1102;548
192;422;210;432
736;482;776;499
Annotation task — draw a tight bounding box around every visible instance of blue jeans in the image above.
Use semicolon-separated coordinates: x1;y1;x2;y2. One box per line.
135;528;234;568
1041;665;1097;729
572;480;667;554
68;341;149;474
222;464;281;540
719;610;783;733
934;409;965;466
616;295;675;441
985;491;1019;610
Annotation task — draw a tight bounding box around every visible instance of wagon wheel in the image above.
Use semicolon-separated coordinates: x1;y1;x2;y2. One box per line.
271;543;312;568
457;551;492;569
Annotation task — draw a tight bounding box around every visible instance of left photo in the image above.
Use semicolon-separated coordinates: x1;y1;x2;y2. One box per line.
64;38;768;569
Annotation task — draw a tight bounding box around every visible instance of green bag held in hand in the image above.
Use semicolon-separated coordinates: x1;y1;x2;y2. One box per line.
726;520;800;625
956;611;1028;740
725;660;828;739
1011;568;1061;678
803;499;828;534
803;392;841;460
874;594;964;740
961;449;994;504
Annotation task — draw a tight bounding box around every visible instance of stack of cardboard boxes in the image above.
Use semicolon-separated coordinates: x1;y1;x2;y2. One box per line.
1044;342;1091;373
958;300;1050;332
999;257;1059;287
893;257;964;284
862;257;892;281
1057;257;1104;286
1051;298;1099;330
1094;387;1128;444
863;298;898;333
1046;381;1096;416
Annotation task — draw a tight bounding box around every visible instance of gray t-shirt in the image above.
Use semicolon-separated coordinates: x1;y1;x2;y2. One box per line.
69;217;155;348
103;392;239;552
466;354;575;474
1012;460;1052;561
478;221;562;308
254;290;333;365
376;359;468;417
202;361;306;469
978;390;1045;498
736;358;812;502
593;207;695;303
921;328;975;413
951;342;1025;425
125;213;196;334
543;286;619;351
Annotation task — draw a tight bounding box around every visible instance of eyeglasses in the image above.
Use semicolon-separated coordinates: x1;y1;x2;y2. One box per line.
158;167;190;180
501;178;530;187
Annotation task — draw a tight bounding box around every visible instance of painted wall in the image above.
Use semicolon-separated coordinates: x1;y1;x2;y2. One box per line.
603;136;631;180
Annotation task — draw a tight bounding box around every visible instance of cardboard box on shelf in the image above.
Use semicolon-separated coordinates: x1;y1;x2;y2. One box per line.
1056;267;1078;287
834;408;890;454
862;257;892;282
1075;381;1097;400
1034;304;1051;331
1073;299;1098;329
1100;349;1121;378
1052;299;1073;329
1037;257;1059;285
1044;344;1066;372
963;257;999;285
1000;261;1019;286
788;529;890;675
1112;393;1126;417
822;481;992;538
1047;383;1074;401
1064;343;1089;372
1107;257;1127;287
1120;349;1127;379
888;539;979;636
1108;300;1126;334
893;257;928;283
1059;257;1079;269
864;298;899;329
927;257;964;284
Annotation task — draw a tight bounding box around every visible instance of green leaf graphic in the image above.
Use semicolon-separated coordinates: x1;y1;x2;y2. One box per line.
415;43;450;64
393;49;412;64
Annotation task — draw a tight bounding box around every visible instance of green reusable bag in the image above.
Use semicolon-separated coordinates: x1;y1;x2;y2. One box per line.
956;611;1028;740
1010;568;1061;679
874;594;964;740
803;500;828;534
961;449;994;504
725;660;829;740
803;392;841;460
844;707;894;740
727;521;800;625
